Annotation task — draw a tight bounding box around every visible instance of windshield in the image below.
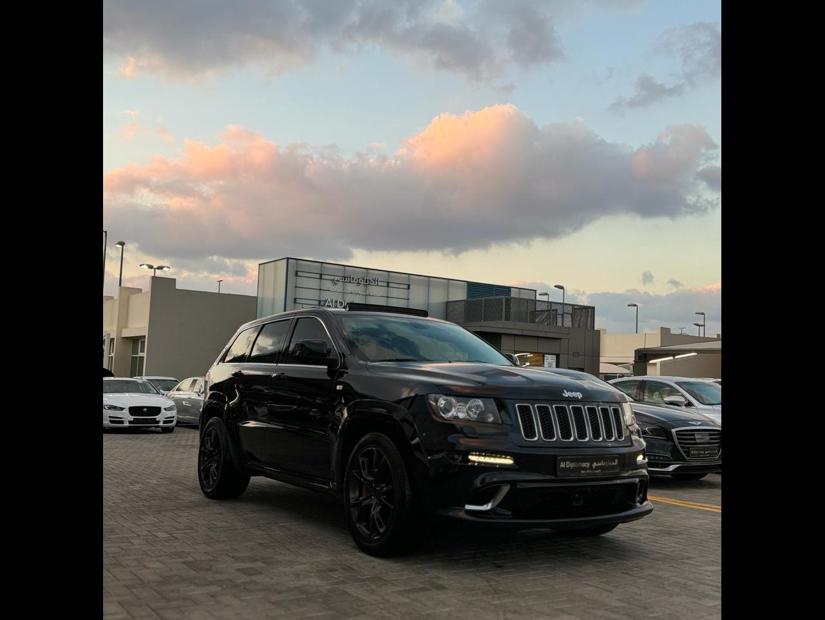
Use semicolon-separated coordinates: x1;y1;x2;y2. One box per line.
677;381;721;406
104;380;160;394
339;315;512;365
148;379;178;391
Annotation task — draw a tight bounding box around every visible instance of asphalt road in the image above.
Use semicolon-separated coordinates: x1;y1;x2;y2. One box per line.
103;426;721;620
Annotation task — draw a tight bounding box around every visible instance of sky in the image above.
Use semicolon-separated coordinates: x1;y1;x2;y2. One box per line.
103;0;721;337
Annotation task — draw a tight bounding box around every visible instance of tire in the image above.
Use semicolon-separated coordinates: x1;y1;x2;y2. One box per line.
198;416;250;499
556;524;619;537
343;432;428;557
161;425;175;434
671;473;708;481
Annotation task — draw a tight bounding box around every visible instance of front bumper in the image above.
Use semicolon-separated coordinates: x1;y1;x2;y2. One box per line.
415;443;652;528
103;411;177;428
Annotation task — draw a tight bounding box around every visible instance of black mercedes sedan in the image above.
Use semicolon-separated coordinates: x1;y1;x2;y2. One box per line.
539;369;721;481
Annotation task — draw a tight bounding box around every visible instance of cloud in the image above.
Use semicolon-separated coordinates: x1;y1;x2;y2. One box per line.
102;0;639;84
697;165;721;192
611;21;721;111
641;270;654;286
120;109;140;118
667;279;683;289
119;122;174;143
103;104;720;262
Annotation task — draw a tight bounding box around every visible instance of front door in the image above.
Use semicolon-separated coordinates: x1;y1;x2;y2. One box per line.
267;316;339;480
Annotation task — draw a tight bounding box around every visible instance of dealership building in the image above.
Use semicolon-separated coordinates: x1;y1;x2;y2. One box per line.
103;256;719;381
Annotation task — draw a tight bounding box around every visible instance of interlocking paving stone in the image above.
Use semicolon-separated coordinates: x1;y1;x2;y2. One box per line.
104;427;721;619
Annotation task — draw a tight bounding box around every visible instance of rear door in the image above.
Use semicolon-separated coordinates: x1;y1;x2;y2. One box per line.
168;378;196;422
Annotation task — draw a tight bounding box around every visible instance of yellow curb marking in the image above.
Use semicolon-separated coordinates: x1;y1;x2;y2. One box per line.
648;495;721;513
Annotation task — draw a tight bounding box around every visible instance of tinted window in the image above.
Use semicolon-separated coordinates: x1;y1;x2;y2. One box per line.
249;320;291;364
149;378;179;391
171;380;192;393
286;318;334;364
223;326;259;364
643;381;682;404
611;379;640;398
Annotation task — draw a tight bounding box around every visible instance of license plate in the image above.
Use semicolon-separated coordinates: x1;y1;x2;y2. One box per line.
690;448;718;458
557;456;621;477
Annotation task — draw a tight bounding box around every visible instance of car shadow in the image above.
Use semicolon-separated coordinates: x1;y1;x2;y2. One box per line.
233;479;643;564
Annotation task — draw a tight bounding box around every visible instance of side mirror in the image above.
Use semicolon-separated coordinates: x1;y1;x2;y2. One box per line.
663;395;688;407
503;353;518;365
194;387;203;396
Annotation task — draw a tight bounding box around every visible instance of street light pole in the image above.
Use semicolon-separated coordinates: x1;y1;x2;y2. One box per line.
115;241;125;287
693;322;703;336
695;311;706;337
140;263;171;277
217;279;223;293
103;230;108;293
627;303;639;334
554;284;565;327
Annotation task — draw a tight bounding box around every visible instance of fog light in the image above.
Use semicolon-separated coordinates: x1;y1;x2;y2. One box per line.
636;453;647;464
468;453;514;466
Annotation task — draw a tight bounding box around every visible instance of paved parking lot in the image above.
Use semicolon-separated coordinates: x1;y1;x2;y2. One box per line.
103;427;721;620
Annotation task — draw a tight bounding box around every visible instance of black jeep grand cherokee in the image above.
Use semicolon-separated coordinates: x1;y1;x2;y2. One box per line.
198;308;653;556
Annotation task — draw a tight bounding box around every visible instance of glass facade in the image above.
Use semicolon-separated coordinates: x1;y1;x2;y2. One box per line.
257;257;535;320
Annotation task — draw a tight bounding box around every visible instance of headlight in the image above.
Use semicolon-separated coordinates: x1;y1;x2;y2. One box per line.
163;404;176;412
103;404;125;411
622;402;636;426
426;395;501;423
641;426;667;439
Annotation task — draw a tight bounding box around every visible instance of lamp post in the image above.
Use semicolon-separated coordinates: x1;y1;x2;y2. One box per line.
695;311;706;337
217;279;223;293
103;230;108;293
693;322;703;336
538;291;549;305
140;263;171;277
115;241;125;287
678;327;686;335
554;284;565;326
627;303;639;334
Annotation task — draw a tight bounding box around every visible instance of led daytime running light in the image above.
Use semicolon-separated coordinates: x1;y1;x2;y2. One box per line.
468;453;515;466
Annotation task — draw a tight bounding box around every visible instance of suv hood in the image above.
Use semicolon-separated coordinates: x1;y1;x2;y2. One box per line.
365;362;627;401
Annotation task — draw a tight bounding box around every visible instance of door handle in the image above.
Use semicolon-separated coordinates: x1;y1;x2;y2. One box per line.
231;370;245;377
272;372;287;380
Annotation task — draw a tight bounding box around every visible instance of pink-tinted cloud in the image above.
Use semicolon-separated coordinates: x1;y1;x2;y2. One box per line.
103;104;720;262
118;122;175;143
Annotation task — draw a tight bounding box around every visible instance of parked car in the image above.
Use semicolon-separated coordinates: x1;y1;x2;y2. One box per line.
538;369;721;480
103;378;177;432
166;377;205;426
197;308;653;557
133;375;180;395
608;376;721;425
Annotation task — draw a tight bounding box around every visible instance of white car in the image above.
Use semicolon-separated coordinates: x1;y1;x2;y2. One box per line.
132;375;180;395
608;375;721;425
103;378;177;432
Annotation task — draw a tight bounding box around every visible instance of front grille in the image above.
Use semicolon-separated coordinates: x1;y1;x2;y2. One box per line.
129;406;161;416
510;482;639;519
674;428;722;460
517;403;626;443
130;417;159;424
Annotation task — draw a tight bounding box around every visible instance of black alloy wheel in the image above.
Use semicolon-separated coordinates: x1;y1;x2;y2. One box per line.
198;417;250;499
344;433;428;557
348;445;397;542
